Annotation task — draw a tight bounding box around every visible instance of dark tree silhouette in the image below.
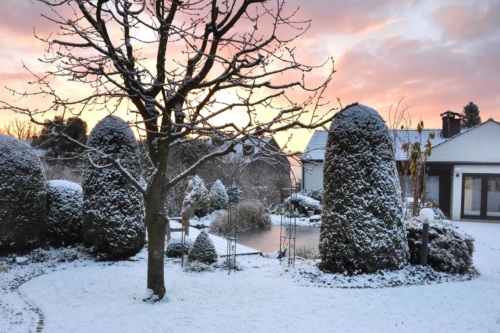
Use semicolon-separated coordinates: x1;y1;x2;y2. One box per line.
461;102;481;128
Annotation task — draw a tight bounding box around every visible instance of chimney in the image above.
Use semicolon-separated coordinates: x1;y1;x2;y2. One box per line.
440;111;462;138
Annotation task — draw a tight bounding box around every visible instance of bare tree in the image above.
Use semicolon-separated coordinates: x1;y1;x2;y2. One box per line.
2;119;37;141
1;0;337;300
387;99;412;204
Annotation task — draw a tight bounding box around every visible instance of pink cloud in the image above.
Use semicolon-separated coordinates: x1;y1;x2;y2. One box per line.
432;3;500;41
285;0;420;35
322;35;500;129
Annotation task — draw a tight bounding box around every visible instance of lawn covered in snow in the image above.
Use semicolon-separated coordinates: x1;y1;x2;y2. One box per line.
1;221;499;333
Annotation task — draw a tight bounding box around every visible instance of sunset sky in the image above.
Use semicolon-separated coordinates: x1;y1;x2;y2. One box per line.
0;0;499;153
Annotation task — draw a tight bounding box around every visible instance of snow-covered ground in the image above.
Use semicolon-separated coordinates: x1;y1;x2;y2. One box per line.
1;221;499;333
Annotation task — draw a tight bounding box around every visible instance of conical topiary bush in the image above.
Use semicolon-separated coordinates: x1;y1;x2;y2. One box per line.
319;103;409;274
82;116;145;259
0;135;47;254
209;180;229;211
188;230;218;264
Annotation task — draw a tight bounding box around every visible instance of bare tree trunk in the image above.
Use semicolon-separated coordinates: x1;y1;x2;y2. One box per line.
145;181;167;300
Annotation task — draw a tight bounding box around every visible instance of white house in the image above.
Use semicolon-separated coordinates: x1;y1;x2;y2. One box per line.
301;113;500;221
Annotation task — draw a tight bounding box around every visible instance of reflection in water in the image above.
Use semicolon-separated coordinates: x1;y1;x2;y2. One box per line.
236;226;320;253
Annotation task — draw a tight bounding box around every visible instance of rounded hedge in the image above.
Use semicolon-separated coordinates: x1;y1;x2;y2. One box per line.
188;230;218;264
0;135;47;254
45;180;84;247
319;104;409;274
406;219;475;274
82;116;145;259
165;238;193;258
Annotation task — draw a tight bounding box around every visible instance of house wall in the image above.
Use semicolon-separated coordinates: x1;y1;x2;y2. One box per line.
429;121;500;163
451;165;500;220
302;161;324;190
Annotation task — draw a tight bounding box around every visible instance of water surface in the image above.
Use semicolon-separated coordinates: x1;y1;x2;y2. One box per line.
236;226;320;253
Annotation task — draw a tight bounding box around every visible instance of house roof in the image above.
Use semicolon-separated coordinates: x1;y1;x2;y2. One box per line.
233;137;274;155
429;118;500;150
301;131;328;161
301;127;471;162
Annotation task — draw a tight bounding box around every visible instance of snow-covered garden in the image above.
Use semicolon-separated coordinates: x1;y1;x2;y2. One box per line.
0;221;498;332
1;105;498;333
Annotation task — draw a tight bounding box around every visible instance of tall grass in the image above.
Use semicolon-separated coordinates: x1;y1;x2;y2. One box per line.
210;200;271;235
295;244;319;260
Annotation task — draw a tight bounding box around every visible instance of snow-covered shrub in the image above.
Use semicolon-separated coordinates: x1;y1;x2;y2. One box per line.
82;116;145;259
405;218;475;274
319;104;409;274
45;180;84;247
227;185;243;205
209;180;229;211
209;200;271;235
285;194;321;214
0;135;47;254
187;230;218;265
165;238;193;258
301;188;324;202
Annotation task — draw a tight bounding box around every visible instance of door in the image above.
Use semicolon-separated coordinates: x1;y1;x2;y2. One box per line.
462;174;500;220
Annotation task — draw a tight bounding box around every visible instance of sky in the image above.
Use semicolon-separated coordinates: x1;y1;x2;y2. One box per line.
0;0;499;153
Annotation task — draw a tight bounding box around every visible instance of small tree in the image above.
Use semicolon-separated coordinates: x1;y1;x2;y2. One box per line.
461;102;481;128
82;116;145;259
401;121;435;216
319;104;409;274
210;180;229;211
31;116;88;159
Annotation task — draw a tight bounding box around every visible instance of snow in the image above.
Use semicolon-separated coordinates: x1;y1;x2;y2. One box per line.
270;214;321;226
285;194;322;211
0;221;499;332
14;257;28;265
48;179;82;192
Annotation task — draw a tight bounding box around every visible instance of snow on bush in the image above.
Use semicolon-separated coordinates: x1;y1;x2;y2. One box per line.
0;135;47;254
187;230;218;265
165;238;193;258
285;194;321;213
82;116;145;259
45;180;84;247
209;180;229;211
319;104;409;274
180;175;209;231
405;218;475;274
210;200;271;235
301;188;324;202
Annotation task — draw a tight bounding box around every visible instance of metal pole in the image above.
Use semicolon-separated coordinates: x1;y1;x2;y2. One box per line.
420;222;429;266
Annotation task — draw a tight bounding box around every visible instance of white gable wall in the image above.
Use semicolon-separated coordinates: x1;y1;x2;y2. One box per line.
428;121;500;163
302;161;324;190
